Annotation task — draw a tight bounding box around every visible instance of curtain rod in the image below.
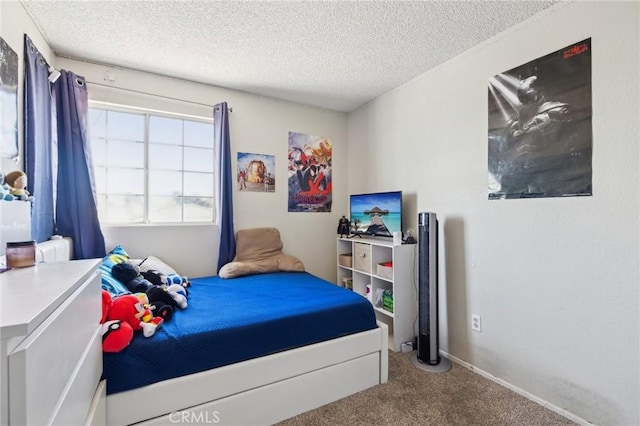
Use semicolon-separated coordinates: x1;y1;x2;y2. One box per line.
85;80;233;112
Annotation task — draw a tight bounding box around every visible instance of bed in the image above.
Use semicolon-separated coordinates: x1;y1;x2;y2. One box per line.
103;271;388;425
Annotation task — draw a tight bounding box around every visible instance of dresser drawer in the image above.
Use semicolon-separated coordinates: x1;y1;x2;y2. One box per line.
8;269;101;425
52;329;103;425
353;243;372;273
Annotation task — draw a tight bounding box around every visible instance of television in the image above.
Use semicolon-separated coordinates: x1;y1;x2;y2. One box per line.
349;191;403;238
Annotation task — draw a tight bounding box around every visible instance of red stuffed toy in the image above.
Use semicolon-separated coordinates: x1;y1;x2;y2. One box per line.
106;293;164;338
101;290;133;353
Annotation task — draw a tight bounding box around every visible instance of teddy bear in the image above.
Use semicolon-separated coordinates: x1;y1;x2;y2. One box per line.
3;170;34;201
107;293;163;338
101;290;134;352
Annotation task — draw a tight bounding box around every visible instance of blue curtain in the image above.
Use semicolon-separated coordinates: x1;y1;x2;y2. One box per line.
53;70;106;259
214;102;235;272
23;35;55;243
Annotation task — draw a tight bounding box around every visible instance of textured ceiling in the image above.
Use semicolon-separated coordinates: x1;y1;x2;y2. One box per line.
21;0;559;112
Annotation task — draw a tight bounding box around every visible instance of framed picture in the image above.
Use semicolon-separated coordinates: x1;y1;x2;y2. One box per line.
237;152;275;193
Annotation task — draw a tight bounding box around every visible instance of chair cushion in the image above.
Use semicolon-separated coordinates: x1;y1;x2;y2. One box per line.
219;227;305;278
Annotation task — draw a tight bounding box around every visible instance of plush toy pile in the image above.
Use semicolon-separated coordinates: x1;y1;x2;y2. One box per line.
112;262;189;321
99;247;191;353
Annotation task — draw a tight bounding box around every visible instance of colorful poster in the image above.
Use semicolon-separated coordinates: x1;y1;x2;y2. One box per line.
488;38;592;199
288;131;332;212
237;152;275;192
0;37;19;161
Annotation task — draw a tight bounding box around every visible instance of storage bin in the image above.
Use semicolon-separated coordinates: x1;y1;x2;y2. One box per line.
338;253;353;267
376;262;393;280
353;243;371;273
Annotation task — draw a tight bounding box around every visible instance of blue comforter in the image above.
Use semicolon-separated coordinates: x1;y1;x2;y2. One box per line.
102;271;377;394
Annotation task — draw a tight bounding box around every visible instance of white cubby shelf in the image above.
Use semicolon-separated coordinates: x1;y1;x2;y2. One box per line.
336;236;417;352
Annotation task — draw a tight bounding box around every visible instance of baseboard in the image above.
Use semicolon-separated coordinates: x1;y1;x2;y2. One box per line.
441;351;592;426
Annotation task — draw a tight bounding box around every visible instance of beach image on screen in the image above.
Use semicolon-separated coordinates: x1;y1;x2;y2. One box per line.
350;192;402;237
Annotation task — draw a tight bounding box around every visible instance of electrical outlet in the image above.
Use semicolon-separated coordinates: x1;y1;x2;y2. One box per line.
471;314;482;332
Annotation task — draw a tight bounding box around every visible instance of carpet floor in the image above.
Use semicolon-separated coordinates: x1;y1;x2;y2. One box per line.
278;350;576;426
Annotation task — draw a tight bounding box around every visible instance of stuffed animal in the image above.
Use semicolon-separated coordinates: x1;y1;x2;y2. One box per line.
101;290;133;353
166;284;188;309
141;269;189;309
107;294;163;338
112;262;154;293
166;273;192;288
0;172;13;201
138;289;175;321
0;183;14;201
3;170;33;201
141;269;169;287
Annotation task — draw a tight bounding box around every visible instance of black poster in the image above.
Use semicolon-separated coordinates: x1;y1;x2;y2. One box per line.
488;38;592;199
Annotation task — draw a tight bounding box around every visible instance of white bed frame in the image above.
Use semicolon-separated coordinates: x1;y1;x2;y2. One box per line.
107;321;388;425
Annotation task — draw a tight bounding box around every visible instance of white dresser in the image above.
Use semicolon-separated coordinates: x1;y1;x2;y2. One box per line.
0;259;105;426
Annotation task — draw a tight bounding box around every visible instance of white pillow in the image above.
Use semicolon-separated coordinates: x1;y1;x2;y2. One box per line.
138;255;178;276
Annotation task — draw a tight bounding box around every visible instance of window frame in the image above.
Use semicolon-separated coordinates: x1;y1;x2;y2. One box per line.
89;102;216;225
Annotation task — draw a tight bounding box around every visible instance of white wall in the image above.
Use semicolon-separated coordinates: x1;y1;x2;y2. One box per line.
348;2;639;425
55;57;348;281
101;224;218;279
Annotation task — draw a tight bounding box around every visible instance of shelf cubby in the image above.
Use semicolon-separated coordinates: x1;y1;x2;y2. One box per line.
336;236;417;352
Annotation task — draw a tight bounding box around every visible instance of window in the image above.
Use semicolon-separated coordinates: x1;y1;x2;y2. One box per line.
89;107;215;224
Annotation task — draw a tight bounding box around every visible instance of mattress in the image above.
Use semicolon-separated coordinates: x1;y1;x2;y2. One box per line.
102;271;377;395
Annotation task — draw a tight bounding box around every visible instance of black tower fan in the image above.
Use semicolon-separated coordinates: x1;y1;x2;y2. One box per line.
411;212;451;372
